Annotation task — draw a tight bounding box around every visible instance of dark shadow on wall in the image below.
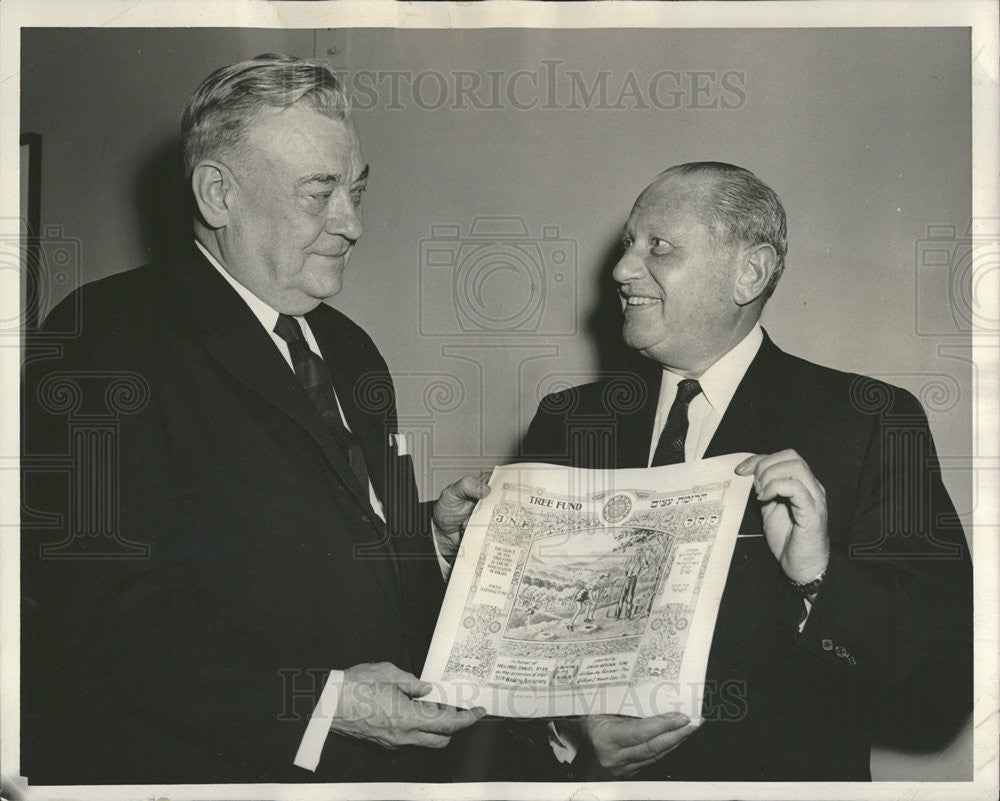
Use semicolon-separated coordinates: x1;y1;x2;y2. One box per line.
513;237;653;459
586;237;652;380
134;136;193;265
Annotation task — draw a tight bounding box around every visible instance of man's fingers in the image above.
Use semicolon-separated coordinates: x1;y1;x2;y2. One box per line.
736;449;804;475
757;477;818;511
437;475;490;513
456;474;490;501
600;720;703;777
737;450;818;485
614;751;674;778
753;459;824;499
613;748;678;777
616;720;701;763
399;679;433;698
403;731;452;749
742;451;827;507
344;662;431;696
410;701;486;734
602;712;690;747
745;449;804;474
377;664;432;697
735;453;767;475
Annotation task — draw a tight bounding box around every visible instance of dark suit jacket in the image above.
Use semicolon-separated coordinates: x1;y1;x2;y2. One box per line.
21;244;447;783
522;332;972;781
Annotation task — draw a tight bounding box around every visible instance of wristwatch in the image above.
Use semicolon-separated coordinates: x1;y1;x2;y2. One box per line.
788;566;827;597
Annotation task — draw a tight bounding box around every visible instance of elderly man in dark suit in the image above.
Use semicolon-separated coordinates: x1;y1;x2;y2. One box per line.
523;162;972;781
21;55;487;784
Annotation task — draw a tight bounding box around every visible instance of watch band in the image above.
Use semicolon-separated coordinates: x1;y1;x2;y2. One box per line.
788;566;827;597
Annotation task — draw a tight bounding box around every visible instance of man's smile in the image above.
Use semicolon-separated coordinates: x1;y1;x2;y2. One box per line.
619;286;663;307
624;296;662;307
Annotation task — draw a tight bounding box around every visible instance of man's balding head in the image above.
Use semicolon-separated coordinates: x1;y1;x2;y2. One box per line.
613;163;786;375
652;162;787;300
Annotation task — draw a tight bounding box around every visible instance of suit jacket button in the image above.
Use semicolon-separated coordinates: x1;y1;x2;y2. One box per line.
835;645;847;657
362;514;371;524
821;638;834;651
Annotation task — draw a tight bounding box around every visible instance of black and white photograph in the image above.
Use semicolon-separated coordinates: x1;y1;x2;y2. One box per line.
1;1;997;799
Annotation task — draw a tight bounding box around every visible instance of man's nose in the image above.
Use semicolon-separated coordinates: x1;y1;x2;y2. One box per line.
611;249;644;285
326;192;363;241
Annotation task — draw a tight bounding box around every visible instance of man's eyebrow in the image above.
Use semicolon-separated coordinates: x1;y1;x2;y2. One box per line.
295;173;339;188
294;165;369;189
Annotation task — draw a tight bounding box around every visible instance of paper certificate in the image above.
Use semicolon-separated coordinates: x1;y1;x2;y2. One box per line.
420;454;754;719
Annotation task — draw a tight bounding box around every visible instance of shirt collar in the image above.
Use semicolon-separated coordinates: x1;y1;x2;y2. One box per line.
195;239;280;334
661;323;763;413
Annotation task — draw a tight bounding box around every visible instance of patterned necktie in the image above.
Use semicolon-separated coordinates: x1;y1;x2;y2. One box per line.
273;313;371;494
651;378;703;466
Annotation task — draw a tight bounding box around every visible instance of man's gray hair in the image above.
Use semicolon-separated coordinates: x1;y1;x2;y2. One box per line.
181;54;352;178
661;162;788;300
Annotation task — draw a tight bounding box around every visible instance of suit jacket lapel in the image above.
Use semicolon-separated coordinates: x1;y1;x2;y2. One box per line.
175;245;377;520
615;360;663;469
309;311;391;508
307;306;404;598
703;330;789;565
704;329;787;460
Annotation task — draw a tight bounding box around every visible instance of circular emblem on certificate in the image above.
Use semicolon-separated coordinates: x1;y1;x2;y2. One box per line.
602;494;633;524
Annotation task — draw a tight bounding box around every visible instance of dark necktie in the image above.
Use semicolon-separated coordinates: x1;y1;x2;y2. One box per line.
273;313;371;494
651;378;703;466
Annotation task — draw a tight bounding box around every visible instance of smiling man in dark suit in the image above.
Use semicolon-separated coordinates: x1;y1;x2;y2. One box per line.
21;55;487;784
523;162;972;781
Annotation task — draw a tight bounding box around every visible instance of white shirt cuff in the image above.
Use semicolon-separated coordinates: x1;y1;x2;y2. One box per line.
430;519;453;581
293;669;344;772
797;597;814;634
548;720;578;764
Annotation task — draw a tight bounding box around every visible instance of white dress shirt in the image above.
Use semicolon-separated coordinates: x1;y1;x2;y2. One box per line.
647;324;764;466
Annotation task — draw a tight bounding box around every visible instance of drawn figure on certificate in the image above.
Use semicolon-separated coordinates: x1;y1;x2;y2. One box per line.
585;573;610;622
567;583;590;631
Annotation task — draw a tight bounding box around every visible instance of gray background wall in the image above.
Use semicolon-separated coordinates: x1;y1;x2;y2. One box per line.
20;26;973;779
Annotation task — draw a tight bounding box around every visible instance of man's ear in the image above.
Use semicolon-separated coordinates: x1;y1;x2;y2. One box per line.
734;243;777;306
191;161;232;229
